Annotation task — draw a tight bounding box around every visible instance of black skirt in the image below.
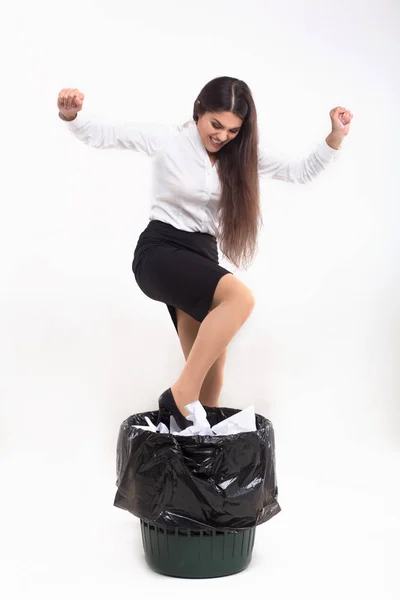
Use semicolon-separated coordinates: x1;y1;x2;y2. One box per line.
132;219;232;333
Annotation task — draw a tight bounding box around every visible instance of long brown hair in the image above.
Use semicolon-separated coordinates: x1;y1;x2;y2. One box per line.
193;76;262;269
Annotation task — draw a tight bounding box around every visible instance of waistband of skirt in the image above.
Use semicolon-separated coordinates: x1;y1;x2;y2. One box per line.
146;219;217;241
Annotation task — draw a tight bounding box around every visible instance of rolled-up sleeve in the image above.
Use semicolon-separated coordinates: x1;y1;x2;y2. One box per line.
258;139;341;184
64;111;172;156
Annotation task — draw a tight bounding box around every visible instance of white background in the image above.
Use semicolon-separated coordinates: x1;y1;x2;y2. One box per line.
1;0;399;598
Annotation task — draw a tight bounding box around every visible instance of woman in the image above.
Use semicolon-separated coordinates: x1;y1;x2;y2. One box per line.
58;76;353;429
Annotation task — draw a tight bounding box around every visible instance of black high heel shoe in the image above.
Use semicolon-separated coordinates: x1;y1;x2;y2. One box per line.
156;388;193;430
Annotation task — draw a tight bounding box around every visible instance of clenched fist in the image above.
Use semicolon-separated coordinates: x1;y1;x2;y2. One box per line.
58;88;85;120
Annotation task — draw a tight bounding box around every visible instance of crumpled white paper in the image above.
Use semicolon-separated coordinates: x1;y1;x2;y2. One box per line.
132;401;257;436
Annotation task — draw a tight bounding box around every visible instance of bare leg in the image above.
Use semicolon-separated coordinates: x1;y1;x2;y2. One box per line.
171;274;255;415
175;308;227;407
198;352;226;407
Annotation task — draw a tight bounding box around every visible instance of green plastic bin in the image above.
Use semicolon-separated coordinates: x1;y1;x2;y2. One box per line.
140;519;256;578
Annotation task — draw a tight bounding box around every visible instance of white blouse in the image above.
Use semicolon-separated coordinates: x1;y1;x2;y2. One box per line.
63;111;341;237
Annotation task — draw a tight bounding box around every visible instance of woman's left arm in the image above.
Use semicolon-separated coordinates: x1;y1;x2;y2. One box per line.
258;106;354;184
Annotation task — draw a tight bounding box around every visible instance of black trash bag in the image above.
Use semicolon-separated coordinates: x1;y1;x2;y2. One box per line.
114;407;281;532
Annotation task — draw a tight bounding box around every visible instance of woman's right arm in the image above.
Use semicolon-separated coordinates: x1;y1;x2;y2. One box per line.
58;88;171;156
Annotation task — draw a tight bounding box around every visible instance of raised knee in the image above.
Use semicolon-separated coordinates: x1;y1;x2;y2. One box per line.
236;287;255;318
244;289;256;313
212;275;255;315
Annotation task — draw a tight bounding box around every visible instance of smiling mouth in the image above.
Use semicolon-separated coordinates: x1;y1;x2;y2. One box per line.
209;136;224;149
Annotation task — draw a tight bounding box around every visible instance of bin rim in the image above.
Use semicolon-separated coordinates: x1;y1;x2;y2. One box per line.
120;407;274;441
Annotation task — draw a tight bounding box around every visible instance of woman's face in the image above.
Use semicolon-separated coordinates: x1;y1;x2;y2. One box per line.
196;111;243;154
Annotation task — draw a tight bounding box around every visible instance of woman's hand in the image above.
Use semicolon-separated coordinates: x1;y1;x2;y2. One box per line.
57;88;85;119
325;106;354;149
329;106;354;137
